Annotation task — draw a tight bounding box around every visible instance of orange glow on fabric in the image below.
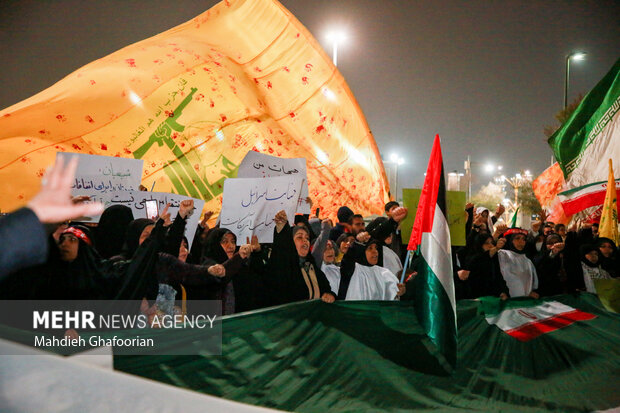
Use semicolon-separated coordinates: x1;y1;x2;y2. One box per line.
0;0;389;220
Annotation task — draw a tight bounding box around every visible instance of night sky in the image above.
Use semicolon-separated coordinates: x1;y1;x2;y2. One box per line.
1;0;618;191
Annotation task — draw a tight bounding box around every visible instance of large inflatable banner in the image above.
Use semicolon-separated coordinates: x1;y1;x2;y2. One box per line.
0;0;390;221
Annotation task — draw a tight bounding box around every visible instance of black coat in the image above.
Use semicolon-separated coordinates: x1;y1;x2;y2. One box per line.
265;222;335;306
459;252;509;299
0;208;48;282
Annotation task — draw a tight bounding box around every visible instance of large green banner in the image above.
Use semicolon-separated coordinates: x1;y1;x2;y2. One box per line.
401;188;467;246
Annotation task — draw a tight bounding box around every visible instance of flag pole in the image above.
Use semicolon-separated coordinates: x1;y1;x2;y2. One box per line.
400;250;412;283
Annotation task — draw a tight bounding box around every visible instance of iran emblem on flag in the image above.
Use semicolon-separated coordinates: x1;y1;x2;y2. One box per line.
484;300;596;342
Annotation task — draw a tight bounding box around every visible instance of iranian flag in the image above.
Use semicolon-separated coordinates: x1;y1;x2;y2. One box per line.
407;134;456;368
482;299;596;342
549;58;620;189
558;178;620;215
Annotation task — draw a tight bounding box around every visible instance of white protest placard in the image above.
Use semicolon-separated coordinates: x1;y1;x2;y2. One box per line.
89;191;204;249
57;152;144;197
237;151;311;214
220;176;305;244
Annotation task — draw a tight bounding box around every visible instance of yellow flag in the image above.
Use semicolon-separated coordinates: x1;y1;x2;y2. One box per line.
599;159;619;245
0;0;389;220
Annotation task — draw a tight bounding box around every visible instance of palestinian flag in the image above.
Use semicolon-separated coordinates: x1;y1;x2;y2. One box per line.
549;58;619;189
558;178;620;215
407;134;456;368
480;298;596;342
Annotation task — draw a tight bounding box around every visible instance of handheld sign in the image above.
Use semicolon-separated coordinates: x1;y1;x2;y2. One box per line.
237;151;311;214
220;176;304;244
58;152;143;197
88;191;205;249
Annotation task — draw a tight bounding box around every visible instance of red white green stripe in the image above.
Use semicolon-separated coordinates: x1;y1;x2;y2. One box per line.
407;135;456;368
484;300;596;342
558;178;620;215
549;59;619;188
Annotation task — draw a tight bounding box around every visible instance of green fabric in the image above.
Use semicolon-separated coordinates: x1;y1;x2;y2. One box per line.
510;207;519;228
111;294;619;412
413;256;457;369
548;58;620;177
478;295;543;316
2;294;619;411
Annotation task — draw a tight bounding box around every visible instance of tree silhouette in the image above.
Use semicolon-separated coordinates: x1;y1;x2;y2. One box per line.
543;94;584;139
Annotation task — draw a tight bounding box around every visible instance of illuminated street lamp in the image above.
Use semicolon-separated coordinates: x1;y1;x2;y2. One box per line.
464;156;503;199
326;31;347;66
564;52;586;109
388;153;405;201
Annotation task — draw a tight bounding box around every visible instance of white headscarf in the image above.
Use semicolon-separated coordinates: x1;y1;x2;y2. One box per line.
475;207;494;232
321;262;341;295
498;249;538;297
345;263;399;301
382;246;403;278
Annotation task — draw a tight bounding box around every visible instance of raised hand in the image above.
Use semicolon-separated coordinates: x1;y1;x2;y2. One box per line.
159;203;172;226
539;209;548;223
200;211;214;228
551;242;565;254
178;199;194;219
274;210;287;225
493;223;508;239
247;235;261;252
391;207;408;222
27;156;104;223
495;204;505;217
356;231;371;243
238;244;252;259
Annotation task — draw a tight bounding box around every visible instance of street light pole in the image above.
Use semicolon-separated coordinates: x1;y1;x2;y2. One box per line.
502;171;533;226
465;155;471;200
326;31;346;67
564;52;586;109
332;41;338;66
389;154;405;201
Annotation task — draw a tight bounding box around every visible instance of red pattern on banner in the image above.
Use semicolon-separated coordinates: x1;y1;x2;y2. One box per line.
506;310;596;342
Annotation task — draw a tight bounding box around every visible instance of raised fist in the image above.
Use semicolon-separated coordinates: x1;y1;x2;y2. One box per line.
274;210;288;225
179;199;194;219
391;207;408;222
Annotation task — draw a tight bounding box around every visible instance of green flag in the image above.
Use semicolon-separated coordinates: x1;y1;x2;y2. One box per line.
548;58;620;189
510;207;519;228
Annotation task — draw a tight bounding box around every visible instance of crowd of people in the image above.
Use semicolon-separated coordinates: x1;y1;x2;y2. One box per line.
0;158;618;324
454;204;617;301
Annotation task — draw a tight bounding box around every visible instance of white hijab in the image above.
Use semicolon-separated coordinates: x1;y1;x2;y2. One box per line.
345;263;399;301
321;262;341;295
498;249;538;297
382;245;403;278
475;207;494;232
